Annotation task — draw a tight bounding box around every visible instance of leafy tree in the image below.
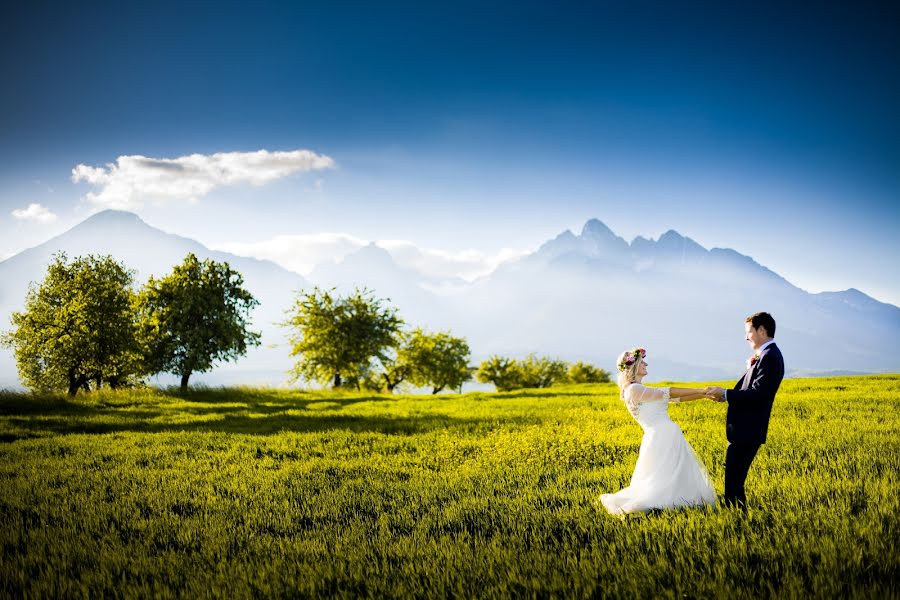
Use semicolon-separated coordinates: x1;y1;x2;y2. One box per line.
475;355;521;392
283;287;403;389
399;328;472;394
476;354;573;392
567;361;611;384
136;253;260;392
2;253;142;396
517;354;569;388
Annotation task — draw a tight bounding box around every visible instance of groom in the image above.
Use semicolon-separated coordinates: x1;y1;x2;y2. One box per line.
706;312;784;509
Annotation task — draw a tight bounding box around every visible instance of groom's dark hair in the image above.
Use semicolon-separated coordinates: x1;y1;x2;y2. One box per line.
746;312;776;337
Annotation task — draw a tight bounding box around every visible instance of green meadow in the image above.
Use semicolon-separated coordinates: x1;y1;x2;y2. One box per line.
1;376;898;598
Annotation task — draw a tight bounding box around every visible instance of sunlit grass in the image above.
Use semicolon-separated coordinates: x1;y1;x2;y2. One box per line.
1;376;898;597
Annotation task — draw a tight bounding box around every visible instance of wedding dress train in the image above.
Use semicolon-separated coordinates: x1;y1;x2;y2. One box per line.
600;383;716;515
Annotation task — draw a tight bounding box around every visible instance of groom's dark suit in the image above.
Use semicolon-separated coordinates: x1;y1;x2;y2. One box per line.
724;342;784;507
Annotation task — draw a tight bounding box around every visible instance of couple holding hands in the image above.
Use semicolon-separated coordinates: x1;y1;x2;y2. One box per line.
599;312;785;516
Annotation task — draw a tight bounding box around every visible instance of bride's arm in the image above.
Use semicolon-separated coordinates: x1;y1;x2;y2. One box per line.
632;385;706;404
669;386;706;399
672;392;706;403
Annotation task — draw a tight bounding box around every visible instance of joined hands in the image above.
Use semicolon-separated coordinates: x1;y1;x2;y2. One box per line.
704;386;726;402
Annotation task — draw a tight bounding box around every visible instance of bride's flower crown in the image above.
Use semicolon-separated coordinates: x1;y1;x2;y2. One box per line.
618;347;646;372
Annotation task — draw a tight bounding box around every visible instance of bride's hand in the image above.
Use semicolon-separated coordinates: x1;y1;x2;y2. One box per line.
704;386;725;401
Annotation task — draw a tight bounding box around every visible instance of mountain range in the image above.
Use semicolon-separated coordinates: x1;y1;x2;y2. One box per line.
0;210;897;389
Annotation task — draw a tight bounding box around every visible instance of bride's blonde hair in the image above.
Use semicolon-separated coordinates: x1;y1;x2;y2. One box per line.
616;347;646;397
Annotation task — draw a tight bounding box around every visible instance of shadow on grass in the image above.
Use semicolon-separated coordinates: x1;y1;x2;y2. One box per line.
477;388;610;401
0;389;544;440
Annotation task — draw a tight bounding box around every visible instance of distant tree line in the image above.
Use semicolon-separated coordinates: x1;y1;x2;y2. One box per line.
475;355;610;392
3;253;610;396
282;286;610;394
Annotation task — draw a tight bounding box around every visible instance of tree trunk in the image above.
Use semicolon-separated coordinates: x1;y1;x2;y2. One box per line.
180;371;191;392
68;373;87;397
432;385;444;394
333;373;342;388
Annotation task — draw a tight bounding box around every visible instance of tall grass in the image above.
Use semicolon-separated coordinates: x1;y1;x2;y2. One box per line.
1;376;898;597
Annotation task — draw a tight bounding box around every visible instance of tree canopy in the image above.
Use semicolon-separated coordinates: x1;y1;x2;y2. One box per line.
476;355;607;392
283;287;403;388
475;355;521;392
398;328;472;394
567;361;611;384
2;253;142;395
136;253;260;391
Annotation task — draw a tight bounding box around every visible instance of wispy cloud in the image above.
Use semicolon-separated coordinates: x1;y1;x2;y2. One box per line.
215;233;368;275
11;203;58;224
376;241;528;281
214;234;527;281
72;149;335;210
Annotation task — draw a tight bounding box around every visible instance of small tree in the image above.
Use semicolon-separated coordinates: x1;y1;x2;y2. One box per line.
136;253;260;392
518;354;569;388
567;361;611;384
380;353;411;393
2;253;142;396
475;355;522;392
476;354;575;392
283;287;403;389
399;328;472;394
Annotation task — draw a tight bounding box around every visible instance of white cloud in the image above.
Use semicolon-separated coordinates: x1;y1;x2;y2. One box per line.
215;233;368;275
214;233;528;281
376;240;528;281
11;203;58;224
72;149;336;210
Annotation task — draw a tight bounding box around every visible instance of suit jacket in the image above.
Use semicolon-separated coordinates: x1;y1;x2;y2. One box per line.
726;342;784;444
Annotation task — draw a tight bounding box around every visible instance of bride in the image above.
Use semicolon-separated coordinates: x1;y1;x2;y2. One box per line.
599;347;716;515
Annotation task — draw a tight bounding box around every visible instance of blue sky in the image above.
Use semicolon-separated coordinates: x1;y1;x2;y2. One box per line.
2;1;899;303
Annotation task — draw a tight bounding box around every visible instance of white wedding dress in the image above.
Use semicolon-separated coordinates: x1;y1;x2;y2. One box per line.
599;383;716;515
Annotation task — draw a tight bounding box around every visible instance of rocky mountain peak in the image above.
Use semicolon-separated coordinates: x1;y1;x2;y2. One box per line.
580;219;616;239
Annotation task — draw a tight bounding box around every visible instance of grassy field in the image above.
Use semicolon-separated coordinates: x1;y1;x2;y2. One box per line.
1;376;898;598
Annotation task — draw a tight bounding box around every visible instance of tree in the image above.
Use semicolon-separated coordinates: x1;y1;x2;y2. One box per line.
399;328;472;394
283;287;403;389
567;361;611;384
517;354;569;388
475;355;522;392
475;354;572;392
2;253;142;396
136;253;260;392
